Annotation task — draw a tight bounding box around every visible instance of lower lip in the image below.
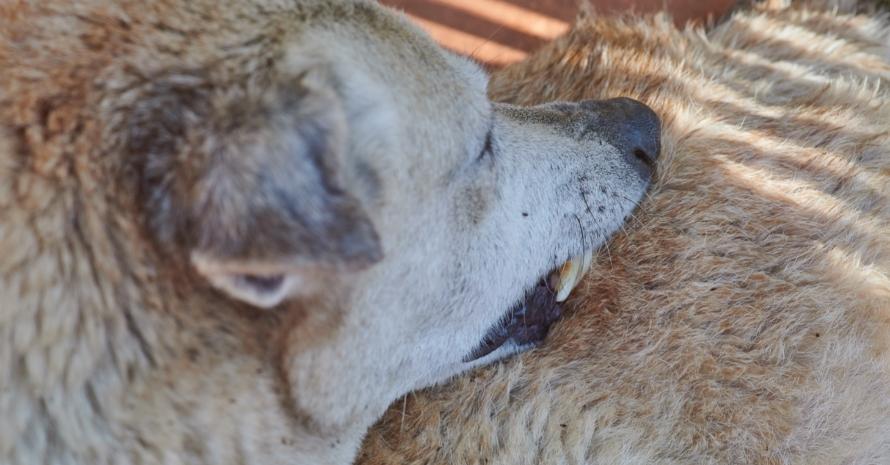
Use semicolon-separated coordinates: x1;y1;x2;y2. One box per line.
464;275;562;362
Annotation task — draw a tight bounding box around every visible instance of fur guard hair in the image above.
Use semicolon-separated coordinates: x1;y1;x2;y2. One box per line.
359;1;890;464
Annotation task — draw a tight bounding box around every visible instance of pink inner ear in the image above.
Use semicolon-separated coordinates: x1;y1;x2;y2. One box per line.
190;253;293;309
240;274;286;292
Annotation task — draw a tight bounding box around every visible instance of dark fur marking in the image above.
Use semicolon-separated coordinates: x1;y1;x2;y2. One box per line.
128;76;383;268
461;186;489;226
354;159;383;204
85;383;105;418
186;347;200;363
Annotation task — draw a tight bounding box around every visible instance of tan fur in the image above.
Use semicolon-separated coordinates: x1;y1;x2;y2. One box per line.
2;1;663;464
359;2;890;464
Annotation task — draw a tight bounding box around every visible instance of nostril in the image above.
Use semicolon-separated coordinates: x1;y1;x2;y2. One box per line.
633;148;654;168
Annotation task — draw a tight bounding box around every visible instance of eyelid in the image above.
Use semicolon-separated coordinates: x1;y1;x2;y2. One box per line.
476;119;495;161
480;129;493;155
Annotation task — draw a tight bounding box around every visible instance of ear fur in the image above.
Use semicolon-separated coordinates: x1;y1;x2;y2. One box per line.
131;70;382;307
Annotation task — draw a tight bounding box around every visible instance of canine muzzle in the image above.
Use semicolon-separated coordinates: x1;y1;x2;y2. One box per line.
466;98;661;362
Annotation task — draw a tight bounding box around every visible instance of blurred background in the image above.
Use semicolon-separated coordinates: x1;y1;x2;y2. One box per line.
379;0;738;67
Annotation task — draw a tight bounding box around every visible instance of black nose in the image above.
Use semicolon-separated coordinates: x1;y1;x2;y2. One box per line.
579;97;661;177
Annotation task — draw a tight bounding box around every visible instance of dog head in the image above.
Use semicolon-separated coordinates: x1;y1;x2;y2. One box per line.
2;0;658;463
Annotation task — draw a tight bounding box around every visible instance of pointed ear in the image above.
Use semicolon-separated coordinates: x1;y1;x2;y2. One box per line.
133;72;382;308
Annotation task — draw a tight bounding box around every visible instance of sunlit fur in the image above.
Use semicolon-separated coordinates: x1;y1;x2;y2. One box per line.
0;1;654;464
360;1;890;463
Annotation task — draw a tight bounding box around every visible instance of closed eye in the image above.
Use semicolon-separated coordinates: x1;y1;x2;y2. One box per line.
476;127;494;161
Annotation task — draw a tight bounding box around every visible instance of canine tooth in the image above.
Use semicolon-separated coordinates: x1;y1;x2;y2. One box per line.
555;256;582;302
554;251;595;302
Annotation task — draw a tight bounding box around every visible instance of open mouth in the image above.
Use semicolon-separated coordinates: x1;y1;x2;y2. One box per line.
464;251;595;362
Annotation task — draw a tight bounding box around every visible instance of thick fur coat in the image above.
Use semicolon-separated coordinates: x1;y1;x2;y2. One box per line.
360;1;890;463
1;1;662;463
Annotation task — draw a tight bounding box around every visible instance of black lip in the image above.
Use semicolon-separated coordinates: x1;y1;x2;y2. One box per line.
464;273;563;362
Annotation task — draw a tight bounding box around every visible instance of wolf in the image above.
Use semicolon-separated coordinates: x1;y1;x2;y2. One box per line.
0;0;659;464
360;1;890;464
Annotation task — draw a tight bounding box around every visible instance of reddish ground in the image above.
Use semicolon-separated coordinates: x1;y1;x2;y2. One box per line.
379;0;737;66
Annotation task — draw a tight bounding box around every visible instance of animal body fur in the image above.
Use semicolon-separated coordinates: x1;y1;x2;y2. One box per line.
359;1;890;464
0;0;659;464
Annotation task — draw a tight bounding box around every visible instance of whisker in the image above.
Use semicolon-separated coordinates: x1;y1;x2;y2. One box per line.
603;240;614;269
399;395;408;433
626;210;644;229
469;23;507;64
619;222;631;241
573;213;587;254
